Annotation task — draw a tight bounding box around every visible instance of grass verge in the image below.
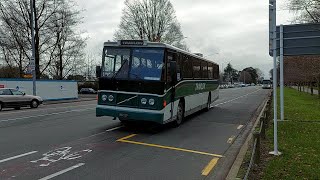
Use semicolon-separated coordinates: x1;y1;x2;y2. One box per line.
236;87;320;179
261;88;320;179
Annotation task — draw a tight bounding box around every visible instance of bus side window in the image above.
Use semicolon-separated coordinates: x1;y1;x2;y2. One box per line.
183;55;193;78
208;63;213;79
193;58;201;79
202;62;208;79
213;64;219;79
166;55;173;84
177;53;182;81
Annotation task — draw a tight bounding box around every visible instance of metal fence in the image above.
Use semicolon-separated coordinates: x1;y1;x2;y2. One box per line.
243;95;272;180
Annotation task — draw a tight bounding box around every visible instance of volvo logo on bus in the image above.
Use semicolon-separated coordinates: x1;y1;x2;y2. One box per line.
195;83;206;91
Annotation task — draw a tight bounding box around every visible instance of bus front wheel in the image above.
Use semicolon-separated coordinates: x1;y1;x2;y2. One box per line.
205;94;211;112
173;101;184;127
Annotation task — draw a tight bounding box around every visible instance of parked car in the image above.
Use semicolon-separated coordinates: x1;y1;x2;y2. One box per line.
0;88;43;111
79;88;96;94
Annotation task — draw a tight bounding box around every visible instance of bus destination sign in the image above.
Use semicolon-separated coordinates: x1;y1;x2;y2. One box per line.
120;40;146;46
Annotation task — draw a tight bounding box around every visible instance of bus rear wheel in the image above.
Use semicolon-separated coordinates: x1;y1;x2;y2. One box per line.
173;101;184;127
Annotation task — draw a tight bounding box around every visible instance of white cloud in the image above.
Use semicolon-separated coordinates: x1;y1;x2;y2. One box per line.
76;0;293;78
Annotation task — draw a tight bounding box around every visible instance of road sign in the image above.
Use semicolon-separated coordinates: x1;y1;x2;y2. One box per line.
269;0;276;55
270;23;320;56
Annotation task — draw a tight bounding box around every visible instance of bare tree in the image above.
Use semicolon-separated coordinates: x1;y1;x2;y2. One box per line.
288;0;320;23
114;0;188;50
0;0;86;79
239;71;252;84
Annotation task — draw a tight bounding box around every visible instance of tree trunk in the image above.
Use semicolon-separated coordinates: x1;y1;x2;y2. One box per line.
59;47;63;80
310;82;314;95
33;0;41;79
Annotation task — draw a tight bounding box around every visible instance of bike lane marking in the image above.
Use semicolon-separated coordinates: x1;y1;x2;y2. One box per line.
38;163;85;180
0;151;38;164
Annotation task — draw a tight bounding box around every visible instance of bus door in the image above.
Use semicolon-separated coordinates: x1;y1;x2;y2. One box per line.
167;51;178;121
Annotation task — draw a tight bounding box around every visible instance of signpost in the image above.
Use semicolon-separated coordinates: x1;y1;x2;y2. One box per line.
269;0;281;156
269;0;320;156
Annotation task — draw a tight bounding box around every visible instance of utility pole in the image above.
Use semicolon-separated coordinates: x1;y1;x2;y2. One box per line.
30;0;36;95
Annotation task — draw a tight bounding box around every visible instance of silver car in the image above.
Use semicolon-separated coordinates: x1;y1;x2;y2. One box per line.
0;88;43;111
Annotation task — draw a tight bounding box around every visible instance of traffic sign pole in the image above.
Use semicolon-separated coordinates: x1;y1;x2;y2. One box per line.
30;0;36;96
280;25;284;121
269;0;281;156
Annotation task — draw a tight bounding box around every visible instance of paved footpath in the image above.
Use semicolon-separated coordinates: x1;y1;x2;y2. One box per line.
291;86;319;95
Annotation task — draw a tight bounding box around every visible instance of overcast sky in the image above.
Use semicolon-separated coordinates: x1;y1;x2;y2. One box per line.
77;0;294;78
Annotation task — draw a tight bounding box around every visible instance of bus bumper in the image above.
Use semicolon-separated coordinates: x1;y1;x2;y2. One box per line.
96;105;164;124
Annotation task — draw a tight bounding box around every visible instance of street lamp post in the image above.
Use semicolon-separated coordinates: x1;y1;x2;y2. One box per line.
30;0;36;95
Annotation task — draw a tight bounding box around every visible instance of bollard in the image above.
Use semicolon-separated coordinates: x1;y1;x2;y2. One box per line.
253;131;261;164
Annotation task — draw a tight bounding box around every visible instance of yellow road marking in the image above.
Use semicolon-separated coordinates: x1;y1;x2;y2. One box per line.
227;135;236;144
201;158;219;176
117;134;137;141
117;134;223;158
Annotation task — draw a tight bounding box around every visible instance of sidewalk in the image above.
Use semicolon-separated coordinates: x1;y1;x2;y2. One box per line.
43;94;96;105
291;86;319;95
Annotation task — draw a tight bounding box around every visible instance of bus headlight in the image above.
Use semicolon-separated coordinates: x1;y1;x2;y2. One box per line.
141;98;147;105
102;95;107;101
149;99;155;106
108;95;114;102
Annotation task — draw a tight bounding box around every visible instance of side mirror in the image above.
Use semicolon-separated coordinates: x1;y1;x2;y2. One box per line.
96;66;101;78
170;61;177;85
23;92;26;95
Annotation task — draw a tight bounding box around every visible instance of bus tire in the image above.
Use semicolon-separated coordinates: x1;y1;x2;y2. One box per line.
205;94;211;112
173;100;184;127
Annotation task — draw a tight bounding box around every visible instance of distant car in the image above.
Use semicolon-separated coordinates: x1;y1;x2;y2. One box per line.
0;88;43;111
79;88;96;94
262;80;272;89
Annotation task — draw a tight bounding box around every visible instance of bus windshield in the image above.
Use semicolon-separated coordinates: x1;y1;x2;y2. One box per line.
262;80;271;84
102;48;164;81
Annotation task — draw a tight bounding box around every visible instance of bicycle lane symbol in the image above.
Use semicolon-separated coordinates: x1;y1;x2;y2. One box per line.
30;147;92;167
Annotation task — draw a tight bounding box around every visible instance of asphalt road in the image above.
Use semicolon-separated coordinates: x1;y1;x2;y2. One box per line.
0;86;270;180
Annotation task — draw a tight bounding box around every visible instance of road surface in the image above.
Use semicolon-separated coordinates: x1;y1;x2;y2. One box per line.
0;86;270;180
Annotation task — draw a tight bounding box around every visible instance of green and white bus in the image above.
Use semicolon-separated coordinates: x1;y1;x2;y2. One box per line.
96;40;219;126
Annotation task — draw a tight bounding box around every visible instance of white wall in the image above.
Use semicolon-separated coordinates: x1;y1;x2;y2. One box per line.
0;79;78;101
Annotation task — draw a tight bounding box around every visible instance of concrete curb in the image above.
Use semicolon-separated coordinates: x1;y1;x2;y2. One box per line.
226;95;270;179
207;91;271;180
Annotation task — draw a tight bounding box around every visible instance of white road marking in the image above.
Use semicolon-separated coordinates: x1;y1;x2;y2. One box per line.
105;126;123;132
237;125;244;129
0;108;94;123
0;103;96;116
214;89;260;107
38;163;85;180
31;147;92;167
0;151;38;164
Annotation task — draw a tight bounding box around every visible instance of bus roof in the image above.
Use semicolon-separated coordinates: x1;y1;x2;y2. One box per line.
103;40;218;65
